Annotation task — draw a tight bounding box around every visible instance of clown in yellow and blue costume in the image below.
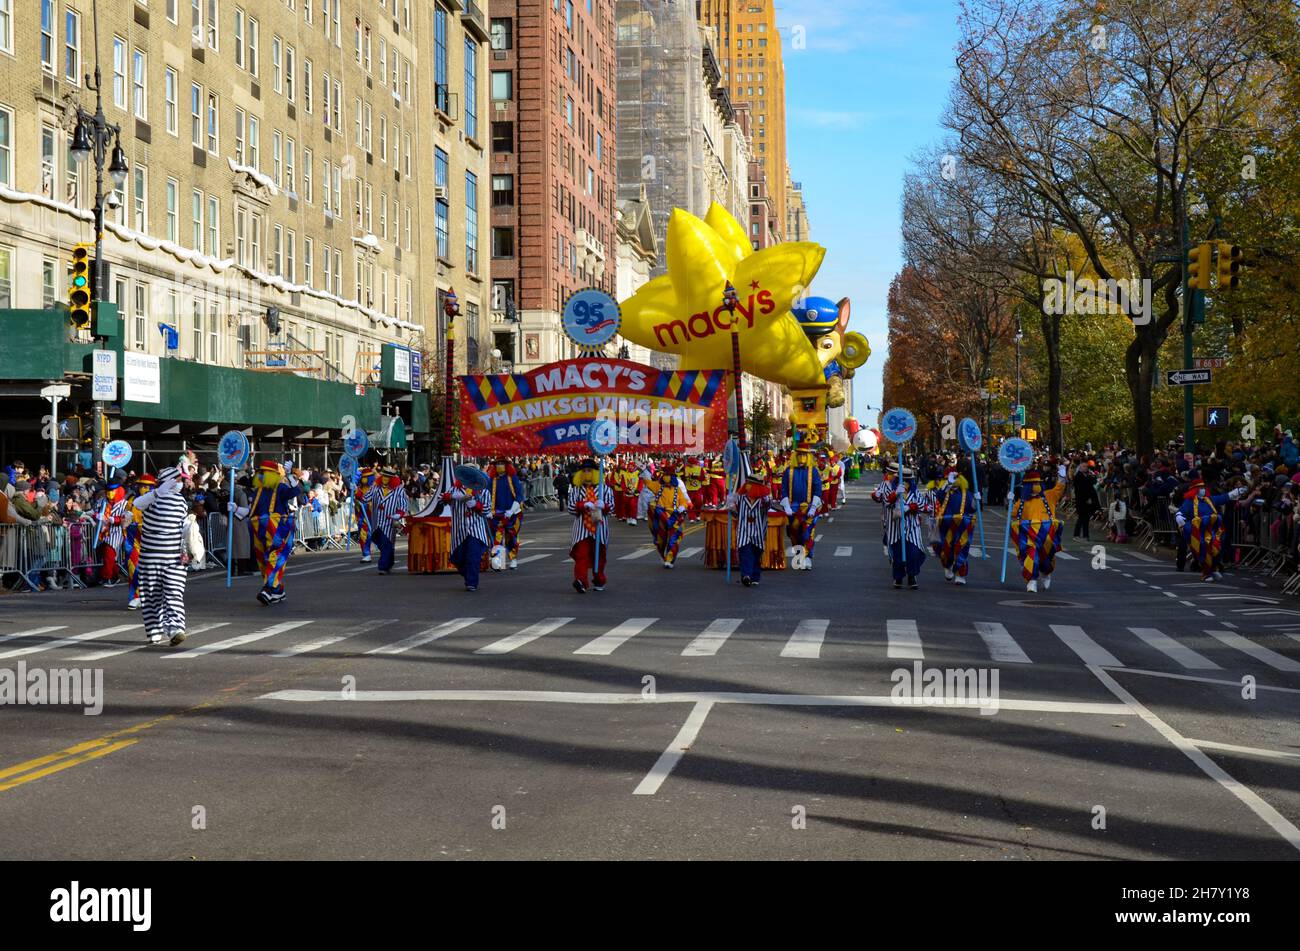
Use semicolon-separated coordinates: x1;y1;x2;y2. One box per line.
355;466;377;563
1010;470;1066;593
124;473;157;610
932;467;976;586
652;461;691;568
1176;473;1245;582
780;447;823;569
250;460;300;605
488;458;526;570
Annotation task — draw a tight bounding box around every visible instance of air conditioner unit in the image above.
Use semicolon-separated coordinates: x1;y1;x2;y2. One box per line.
435;186;448;200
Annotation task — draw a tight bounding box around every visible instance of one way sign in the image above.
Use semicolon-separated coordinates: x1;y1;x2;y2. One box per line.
1166;368;1212;386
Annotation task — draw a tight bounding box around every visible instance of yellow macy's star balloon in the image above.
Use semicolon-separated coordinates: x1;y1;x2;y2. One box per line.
619;204;828;390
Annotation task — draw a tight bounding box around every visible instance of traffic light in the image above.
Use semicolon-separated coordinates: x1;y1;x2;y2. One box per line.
1217;242;1242;289
68;243;93;328
1187;242;1213;291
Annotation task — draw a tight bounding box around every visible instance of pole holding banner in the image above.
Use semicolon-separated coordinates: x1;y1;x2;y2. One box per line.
958;417;987;558
997;437;1034;584
217;430;250;588
92;440;133;554
880;408;918;570
587;416;619;580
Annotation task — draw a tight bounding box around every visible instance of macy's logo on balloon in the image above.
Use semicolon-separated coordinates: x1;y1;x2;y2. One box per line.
653;289;777;347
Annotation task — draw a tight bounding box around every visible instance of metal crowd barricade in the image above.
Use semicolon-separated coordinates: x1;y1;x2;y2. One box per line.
1226;502;1264;570
65;518;101;589
205;512;229;571
1145;500;1180;552
0;522;30;591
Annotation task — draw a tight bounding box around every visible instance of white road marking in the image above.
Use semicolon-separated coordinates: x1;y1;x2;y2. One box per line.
1055;551;1078;560
476;617;574;655
0;624;135;660
1204;630;1300;672
780;619;830;659
834;546;853;557
1096;666;1300;694
973;622;1031;664
619;548;657;561
1202;594;1281;604
633;701;715;796
574;618;658;656
1189;740;1300;762
1180;600;1196;607
1222;622;1238;630
0;626;65;647
165;620;313;659
885;619;924;660
72;622;230;661
1050;625;1122;667
1127;551;1161;563
679;547;703;560
1127;627;1220;670
1087;665;1300;854
682;618;743;657
293;563;353;576
272;618;395;658
1199;610;1216;617
1163;591;1178;598
365;618;483;655
512;554;551;566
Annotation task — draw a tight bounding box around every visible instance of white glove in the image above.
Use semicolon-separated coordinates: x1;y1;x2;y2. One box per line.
507;502;522;517
1228;487;1245;500
584;501;598;512
782;500;794;516
1175;513;1187;529
227;500;238;514
156;478;181;498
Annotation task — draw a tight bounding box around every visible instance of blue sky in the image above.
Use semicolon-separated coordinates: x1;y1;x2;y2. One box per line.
778;0;960;425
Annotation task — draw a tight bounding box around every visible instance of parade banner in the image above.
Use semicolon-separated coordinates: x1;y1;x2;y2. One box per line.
458;358;730;456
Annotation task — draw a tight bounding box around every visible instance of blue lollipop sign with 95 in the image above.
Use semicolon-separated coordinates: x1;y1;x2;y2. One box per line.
562;288;621;350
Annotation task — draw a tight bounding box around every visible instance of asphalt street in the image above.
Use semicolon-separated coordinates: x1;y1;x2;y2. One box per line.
1;476;1298;860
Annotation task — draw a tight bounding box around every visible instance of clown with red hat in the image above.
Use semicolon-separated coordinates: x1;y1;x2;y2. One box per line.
487;458;526;570
652;460;691;567
1176;471;1245;582
355;466;377;563
365;467;410;575
250;460;301;605
1010;469;1066;592
96;475;130;586
123;473;158;610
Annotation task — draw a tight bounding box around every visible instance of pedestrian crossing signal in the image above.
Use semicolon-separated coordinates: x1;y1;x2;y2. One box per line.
68;243;93;329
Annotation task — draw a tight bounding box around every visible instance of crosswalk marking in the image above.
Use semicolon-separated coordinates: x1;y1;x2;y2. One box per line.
71;622;230;661
165;620;313;659
679;547;703;560
619;548;657;561
365;618;484;656
682;619;743;657
1050;625;1123;667
0;626;65;647
575;618;658;656
1127;551;1161;563
834;546;853;557
476;617;574;655
886;619;924;660
1055;551;1078;560
1204;630;1300;672
513;554;552;566
0;624;137;660
1128;627;1219;670
781;619;829;659
973;622;1031;664
272;619;395;658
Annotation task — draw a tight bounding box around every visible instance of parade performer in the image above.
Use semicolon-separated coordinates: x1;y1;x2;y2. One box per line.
767;453;786;499
250;460;300;605
123;473;156;610
730;472;772;587
653;462;691;568
487;458;525;570
444;469;493;591
780;448;823;570
816;453;835;511
1010;470;1066;593
706;455;727;509
355;466;377;563
871;463;929;589
634;461;657;529
567;459;616;593
827;452;844;509
932;467;976;585
618;459;640;522
366;467;410;575
132;467;191;645
682;457;707;521
97;477;129;585
1176;473;1245;582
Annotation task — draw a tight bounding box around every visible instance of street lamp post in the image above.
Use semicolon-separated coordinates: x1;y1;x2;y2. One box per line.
723;280;745;451
442;288;460;460
68;1;128;478
1014;322;1024;438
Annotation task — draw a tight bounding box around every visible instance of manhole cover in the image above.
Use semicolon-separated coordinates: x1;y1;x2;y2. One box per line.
996;599;1093;609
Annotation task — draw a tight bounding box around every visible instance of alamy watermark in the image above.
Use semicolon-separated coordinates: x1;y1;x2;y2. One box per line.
890;662;1001;715
0;663;103;715
1042;273;1152;326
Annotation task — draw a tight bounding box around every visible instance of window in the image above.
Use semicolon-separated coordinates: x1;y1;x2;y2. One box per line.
208;299;220;363
403;62;411;105
207;196;218;255
133;166;147;232
379;192;387;239
113;38;127;109
492;121;513;153
0;105;10;188
322;159;331;214
40;0;56;71
465;39;478;141
466;172;479;275
134;283;148;351
247;115;259;168
492;227;514;258
0;2;11;55
332;164;341;217
564;95;573;128
304;238;313;286
165;68;178;135
43;259;58;309
168;0;178;23
272;36;282;93
379;38;386;85
191;189;203;249
234;108;245;163
364;182;373;233
354;96;362;145
491;71;512;101
285;46;296;101
273;224;282;275
41;121;56;198
191;83;202;145
333;248;342;295
272;131;281;185
434;7;447;101
322;243;332;290
248;16;259;76
287;230;296;282
286;138;295;193
166;179;178;241
379;116;387;163
492;174;513;207
435;148;449;259
250;212;262;270
490;18;512;50
235;205;246;264
64;9;80;84
234;8;246;68
404;132;411;176
303;148;312;202
565;0;573;31
363;102;372;152
304;60;313;112
207;0;219;50
0;246;11;309
209;92;223;154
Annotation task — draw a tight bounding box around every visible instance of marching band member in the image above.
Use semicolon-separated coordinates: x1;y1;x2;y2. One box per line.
730;472;772;587
682;457;707;522
123;473;156;610
780;447;823;570
1010;470;1066;593
132;466;191;645
487;457;526;570
933;467;976;586
250;460;300;605
653;461;691;568
366;467;410;575
444;470;493;592
567;459;616;593
355;466;377;563
97;476;129;585
1176;472;1245;582
871;463;929;589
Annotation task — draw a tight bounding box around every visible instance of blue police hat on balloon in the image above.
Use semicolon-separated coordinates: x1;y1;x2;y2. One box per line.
792;296;840;337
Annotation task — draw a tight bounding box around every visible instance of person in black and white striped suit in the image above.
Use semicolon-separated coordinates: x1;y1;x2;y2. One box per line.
567;459;615;593
729;472;773;587
444;471;492;591
132;466;191;645
365;467;410;574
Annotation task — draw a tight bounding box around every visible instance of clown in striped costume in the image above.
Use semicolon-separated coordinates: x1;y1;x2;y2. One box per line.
567;459;616;593
488;458;526;570
364;467;410;574
652;462;691;568
355;467;376;563
445;476;492;591
932;467;976;585
780;448;823;570
97;480;129;585
871;465;930;588
1176;475;1245;582
250;460;300;605
132;467;191;645
729;473;772;587
124;473;157;610
1010;471;1065;593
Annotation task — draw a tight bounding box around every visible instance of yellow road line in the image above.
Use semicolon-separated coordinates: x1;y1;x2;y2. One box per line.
0;740;138;792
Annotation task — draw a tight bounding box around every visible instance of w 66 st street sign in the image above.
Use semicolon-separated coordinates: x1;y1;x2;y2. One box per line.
1166;369;1212;386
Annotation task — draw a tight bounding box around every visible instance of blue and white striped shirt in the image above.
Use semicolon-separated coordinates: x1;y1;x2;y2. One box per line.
365;485;410;533
449;492;492;549
567;483;615;545
730;493;770;548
